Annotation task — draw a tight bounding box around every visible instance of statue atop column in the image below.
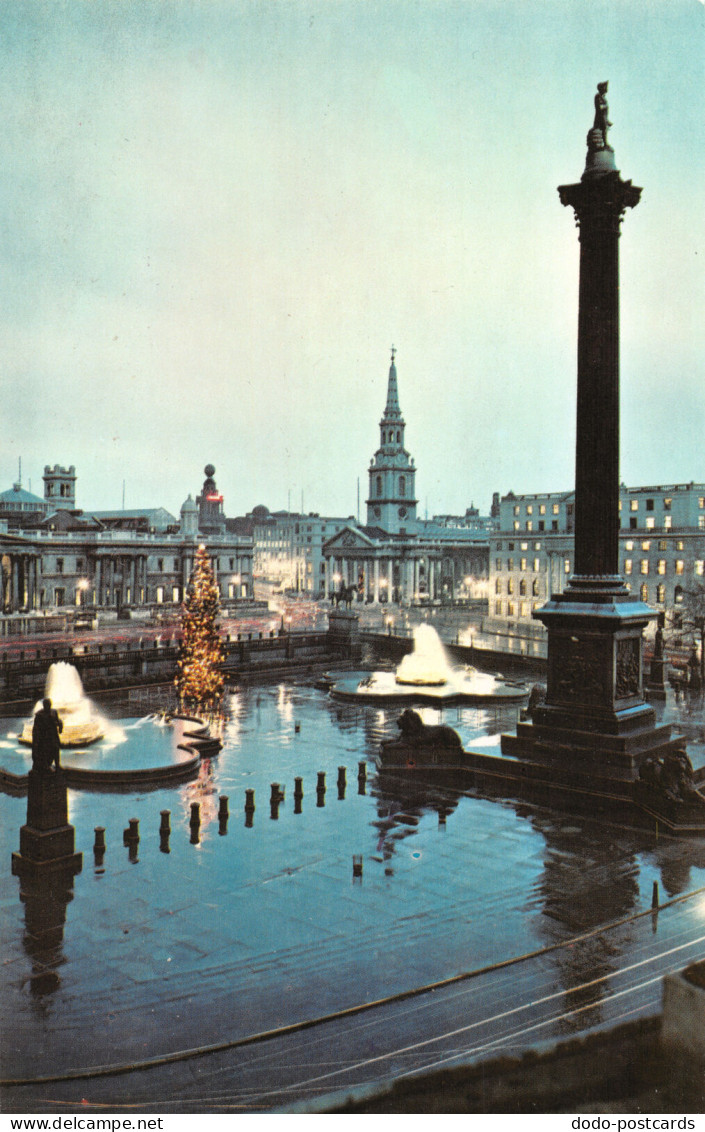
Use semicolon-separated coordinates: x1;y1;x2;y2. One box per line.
31;698;63;773
591;81;613;150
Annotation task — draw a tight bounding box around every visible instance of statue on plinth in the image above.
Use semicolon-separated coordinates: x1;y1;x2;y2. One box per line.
31;698;63;773
592;81;613;149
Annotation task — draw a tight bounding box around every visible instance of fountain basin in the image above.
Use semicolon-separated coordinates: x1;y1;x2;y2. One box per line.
18;662;105;748
330;669;528;705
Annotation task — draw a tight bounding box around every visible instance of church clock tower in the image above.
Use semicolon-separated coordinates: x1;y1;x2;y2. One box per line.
366;348;417;535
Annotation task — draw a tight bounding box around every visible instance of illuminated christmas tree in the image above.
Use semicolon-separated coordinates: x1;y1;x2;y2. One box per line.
175;545;225;712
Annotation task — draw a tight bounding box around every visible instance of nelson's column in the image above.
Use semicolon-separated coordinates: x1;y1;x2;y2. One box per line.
502;84;681;791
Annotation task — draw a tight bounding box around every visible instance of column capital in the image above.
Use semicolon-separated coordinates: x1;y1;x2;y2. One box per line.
558;172;642;237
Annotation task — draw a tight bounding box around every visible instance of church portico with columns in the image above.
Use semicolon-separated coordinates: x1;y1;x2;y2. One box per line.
323;350;489;605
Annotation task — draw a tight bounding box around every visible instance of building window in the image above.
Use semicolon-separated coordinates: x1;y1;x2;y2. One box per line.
696;560;704;576
495;558;502;571
539;504;546;515
526;504;533;515
552;520;558;531
646;517;655;530
675;560;684;575
658;540;667;551
533;558;540;572
507;601;515;617
376;476;382;497
519;579;526;596
630;518;637;529
172;586;179;603
640;584;648;602
656;584;665;604
508;543;514;551
532;578;540;597
520;602;528;617
399;476;406;497
624;559;633;574
507;578;514;595
641;540;651;551
495;600;502;615
675;584;683;603
677;541;684;551
495;578;502;594
526;520;533;531
538;521;545;531
657;560;666;575
564;558;571;574
552;504;559;514
630;500;639;511
521;543;528;551
646;499;654;511
664;497;672;511
640;560;649;575
664;515;673;529
520;558;527;571
156;586;164;603
76;558;83;571
514;505;520;516
56;558;64;574
514;521;520;531
158;558;164;572
507;558;514;571
699;497;705;509
625;541;634;550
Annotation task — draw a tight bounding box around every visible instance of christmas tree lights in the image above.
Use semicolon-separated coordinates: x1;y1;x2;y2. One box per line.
175;545;225;712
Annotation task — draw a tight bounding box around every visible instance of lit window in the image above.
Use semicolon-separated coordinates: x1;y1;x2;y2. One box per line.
552;504;559;515
656;584;665;604
624;559;633;575
625;541;634;550
630;500;639;511
520;558;527;571
514;521;520;531
664;497;672;511
495;578;502;594
533;558;540;572
677;541;684;551
507;579;514;595
675;560;684;575
534;542;541;550
699;497;705;508
658;540;667;551
675;585;683;603
526;520;533;531
521;542;528;550
640;560;649;574
507;601;515;616
507;558;514;571
539;504;546;515
640;584;648;602
657;560;666;575
526;504;533;515
514;505;520;516
564;559;571;574
532;578;540;597
664;516;672;530
696;561;705;576
641;541;651;551
646;517;655;530
495;558;502;571
520;602;528;617
495;600;502;615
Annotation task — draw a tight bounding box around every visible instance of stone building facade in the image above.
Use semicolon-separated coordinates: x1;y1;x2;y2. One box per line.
489;483;705;635
0;465;253;615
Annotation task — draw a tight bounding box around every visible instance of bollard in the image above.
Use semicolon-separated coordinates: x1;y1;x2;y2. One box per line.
160;832;171;855
270;783;281;805
337;766;346;788
123;818;139;844
294;721;300;733
219;814;228;837
159;810;171;835
93;826;106;851
245;809;254;828
294;776;304;799
652;880;659;909
317;772;326;792
294;794;303;815
218;795;229;819
128;841;139;864
190;824;200;845
245;788;256;812
352;854;363;878
190;802;201;827
357;761;367;782
270;798;280;821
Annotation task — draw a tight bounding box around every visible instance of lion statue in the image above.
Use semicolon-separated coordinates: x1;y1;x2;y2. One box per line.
395;708;463;750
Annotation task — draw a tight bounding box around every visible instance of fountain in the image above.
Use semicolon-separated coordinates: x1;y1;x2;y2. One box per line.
19;662;105;748
329;624;528;705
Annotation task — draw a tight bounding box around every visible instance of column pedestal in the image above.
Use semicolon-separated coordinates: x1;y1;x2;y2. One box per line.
12;770;83;880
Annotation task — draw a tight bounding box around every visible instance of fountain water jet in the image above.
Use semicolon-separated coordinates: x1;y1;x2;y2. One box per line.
330;625;528;704
20;662;105;748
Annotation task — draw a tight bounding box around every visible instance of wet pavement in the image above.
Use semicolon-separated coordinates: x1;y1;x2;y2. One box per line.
1;676;704;1112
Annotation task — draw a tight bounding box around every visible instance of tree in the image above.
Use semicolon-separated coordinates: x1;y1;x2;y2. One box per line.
175;545;225;712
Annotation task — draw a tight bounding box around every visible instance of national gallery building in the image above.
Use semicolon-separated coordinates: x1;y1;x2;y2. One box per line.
0;464;253;619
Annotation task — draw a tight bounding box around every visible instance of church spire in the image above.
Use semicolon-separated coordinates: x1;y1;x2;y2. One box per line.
381;345;403;423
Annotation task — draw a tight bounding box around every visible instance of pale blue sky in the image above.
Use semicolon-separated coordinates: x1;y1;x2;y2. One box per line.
1;0;703;518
